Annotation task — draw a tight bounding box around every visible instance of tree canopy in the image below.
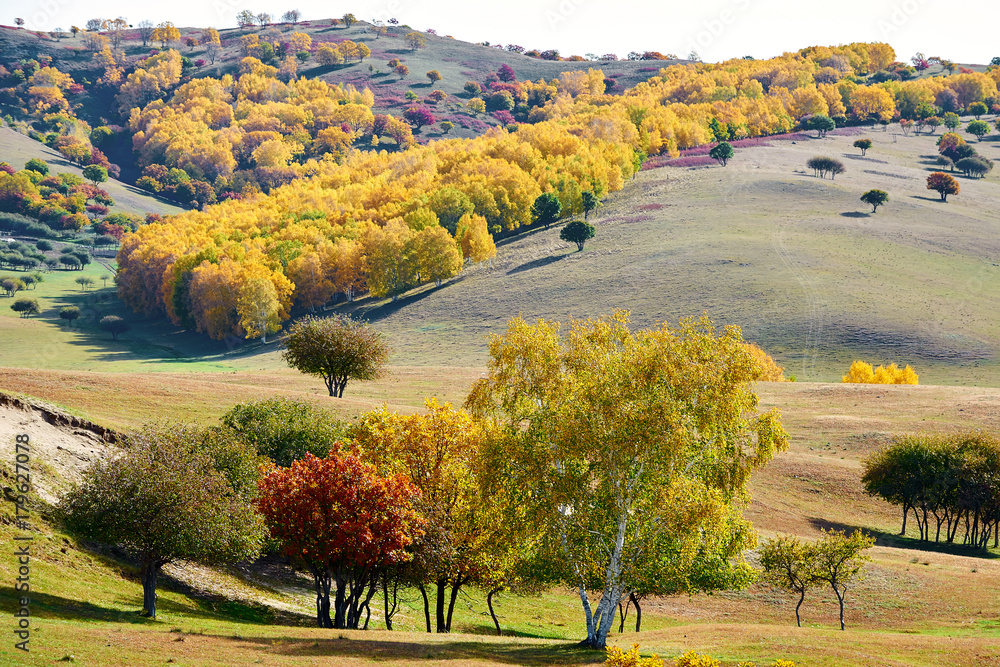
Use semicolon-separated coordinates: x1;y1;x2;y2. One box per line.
282;314;390;397
465;312;788;648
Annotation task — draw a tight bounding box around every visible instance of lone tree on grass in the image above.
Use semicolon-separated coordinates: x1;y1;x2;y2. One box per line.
531;192;562;229
61;424;267;619
966;119;991;141
853;138;873;156
560;220;595;251
927;172;960;201
581;190;600;219
812;529;875;631
807;156;846;179
760;534;823;627
281;314;390;397
426;70;442;84
956;156;993;178
59;306;80;326
10;298;39;318
75;276;94;290
100;315;130;340
860;189;889;212
257;450;422;628
82;164;108;185
709;141;734;166
465;312;788;649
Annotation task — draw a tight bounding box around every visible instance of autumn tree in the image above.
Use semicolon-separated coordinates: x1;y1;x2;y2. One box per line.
100;315;130;340
709;141;734;166
560;220;595;251
465;312;788;649
342;13;357;28
394;63;409;78
531;192;562;229
427;70;442;84
203;28;222;64
257;451;422;628
353;400;491;634
405;32;427;50
850;86;896;124
926;172;959;201
61;423;267;619
860;189;888;213
281;314;390;397
812;529;874;630
853;138;873;156
760;534;823;627
968;101;987;119
152;22;180;48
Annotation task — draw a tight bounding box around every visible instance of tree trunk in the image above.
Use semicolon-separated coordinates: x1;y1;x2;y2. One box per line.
140;561;160;618
631;593;642;633
418;583;431;633
337;381;346;398
333;572;347;628
313;569;333;628
445;576;464;632
435;578;447;632
383;578;396;630
618;598;628;633
834;585;846;631
795;589;805;627
486;588;502;636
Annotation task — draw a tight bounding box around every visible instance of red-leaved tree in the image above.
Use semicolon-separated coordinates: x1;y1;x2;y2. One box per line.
403;105;435;129
257;451;423;629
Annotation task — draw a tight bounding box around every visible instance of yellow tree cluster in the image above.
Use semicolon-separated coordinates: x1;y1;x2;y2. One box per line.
842;360;918;384
124;51;376;183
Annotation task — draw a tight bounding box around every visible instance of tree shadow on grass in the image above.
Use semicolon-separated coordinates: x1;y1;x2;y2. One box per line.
840;212;870;218
507;254;568;276
351;282;450;323
807;517;999;560
212;634;602;666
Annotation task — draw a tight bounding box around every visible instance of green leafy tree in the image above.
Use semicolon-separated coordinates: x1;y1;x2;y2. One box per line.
708;117;729;142
581;191;600;220
465;312;788;649
59;305;80;326
282;314;390;397
10;298;39;317
853;138;873;156
760;534;824;627
860;189;888;212
75;276;94;290
560;220;595;251
812;529;875;630
61;423;267;618
709;141;734;166
943;112;961;131
966;119;991;141
24;158;49;175
956;156;993;178
1;277;25;296
221;397;345;466
806;114;835;138
82;164;108;185
531;192;562;229
100;314;130;340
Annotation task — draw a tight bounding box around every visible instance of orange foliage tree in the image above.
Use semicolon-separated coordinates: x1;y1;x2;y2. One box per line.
257;451;423;628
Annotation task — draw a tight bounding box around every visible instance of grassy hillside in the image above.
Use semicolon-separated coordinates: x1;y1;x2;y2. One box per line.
0;126;183;218
340;126;1000;385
